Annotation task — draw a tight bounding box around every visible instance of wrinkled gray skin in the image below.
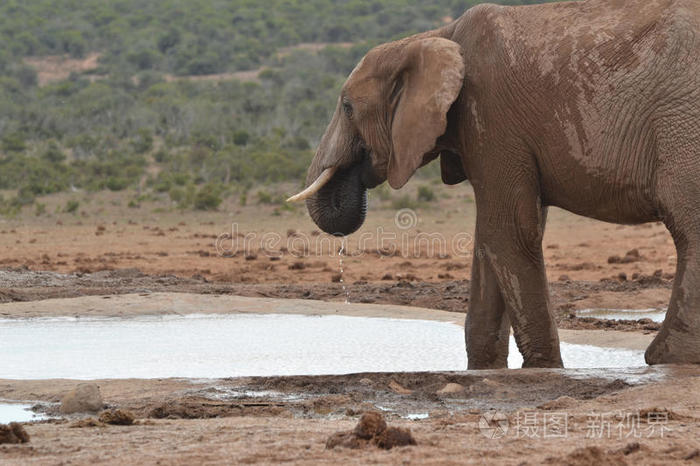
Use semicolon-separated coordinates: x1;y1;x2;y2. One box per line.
301;0;700;368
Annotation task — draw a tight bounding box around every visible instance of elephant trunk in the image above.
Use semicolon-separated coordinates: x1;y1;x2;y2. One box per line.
288;100;382;236
305;163;368;237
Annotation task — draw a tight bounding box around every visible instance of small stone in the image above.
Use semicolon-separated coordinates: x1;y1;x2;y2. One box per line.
621;442;641;455
437;383;465;394
0;423;30;444
60;383;104;414
354;411;387;439
388;380;413;395
359;378;373;386
538;395;577;410
69;418;106;428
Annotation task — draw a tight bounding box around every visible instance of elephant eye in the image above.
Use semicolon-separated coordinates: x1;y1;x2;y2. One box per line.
342;100;353;119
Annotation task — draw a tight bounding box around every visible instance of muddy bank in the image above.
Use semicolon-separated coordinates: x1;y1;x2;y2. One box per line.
0;268;669;331
0;367;698;465
0;365;695;423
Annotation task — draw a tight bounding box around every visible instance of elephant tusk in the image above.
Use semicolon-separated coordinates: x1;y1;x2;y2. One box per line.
286;167;338;202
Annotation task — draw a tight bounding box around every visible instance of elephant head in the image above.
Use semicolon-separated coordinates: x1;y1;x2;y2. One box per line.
287;37;466;236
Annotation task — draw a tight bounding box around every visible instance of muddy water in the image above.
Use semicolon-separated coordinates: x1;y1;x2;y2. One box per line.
0;314;645;380
0;403;46;423
577;308;666;322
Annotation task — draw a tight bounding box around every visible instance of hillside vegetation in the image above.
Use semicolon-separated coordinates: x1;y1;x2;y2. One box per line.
0;0;552;214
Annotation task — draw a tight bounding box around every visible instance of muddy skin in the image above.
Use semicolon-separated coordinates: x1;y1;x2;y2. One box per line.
296;0;700;368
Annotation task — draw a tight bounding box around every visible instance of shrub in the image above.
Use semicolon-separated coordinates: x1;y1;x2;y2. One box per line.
64;200;80;214
105;177;129;191
257;190;273;204
194;184;223;210
35;202;47;216
417;185;436;202
391;195;419;210
374;183;392;201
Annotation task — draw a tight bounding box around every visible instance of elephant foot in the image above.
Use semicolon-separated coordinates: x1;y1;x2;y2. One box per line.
467;358;508;370
521;357;563;369
645;328;700;365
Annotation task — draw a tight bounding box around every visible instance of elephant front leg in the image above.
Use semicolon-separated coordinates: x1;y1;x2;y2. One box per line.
645;226;700;364
466;244;511;369
475;197;563;368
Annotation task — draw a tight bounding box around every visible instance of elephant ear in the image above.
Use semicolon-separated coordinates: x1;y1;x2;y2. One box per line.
388;38;465;189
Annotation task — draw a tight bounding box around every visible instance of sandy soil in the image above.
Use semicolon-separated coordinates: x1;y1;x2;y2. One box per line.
1;367;698;465
0;186;695;464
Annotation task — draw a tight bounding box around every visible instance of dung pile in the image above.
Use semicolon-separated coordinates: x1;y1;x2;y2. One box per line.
98;409;135;425
0;422;30;444
326;411;416;450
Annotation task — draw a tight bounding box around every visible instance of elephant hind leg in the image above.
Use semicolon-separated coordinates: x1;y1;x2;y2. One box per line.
646;162;700;364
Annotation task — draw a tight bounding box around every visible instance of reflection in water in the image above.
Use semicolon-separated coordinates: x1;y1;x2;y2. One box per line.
0;314;645;380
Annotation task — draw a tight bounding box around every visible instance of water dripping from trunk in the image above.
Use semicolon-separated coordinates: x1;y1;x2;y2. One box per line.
338;238;350;304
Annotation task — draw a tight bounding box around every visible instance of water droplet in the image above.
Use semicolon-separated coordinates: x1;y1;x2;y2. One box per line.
339;238;349;304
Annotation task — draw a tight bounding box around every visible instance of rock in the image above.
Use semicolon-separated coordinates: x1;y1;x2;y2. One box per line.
98;409;135;425
620;442;641;455
69;418;106;428
354;411;387;439
60;383;103;414
388;380;412;395
374;427;417;449
437;383;465;394
538;395;578;410
0;423;30;444
358;378;373;386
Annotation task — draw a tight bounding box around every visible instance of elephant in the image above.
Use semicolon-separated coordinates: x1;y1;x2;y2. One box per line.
288;0;700;368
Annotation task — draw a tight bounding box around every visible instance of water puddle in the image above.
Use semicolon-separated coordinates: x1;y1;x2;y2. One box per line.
405;413;429;420
577;308;666;322
0;314;645;380
0;403;47;424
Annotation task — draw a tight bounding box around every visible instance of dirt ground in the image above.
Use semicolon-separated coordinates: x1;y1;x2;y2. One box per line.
1;368;698;465
0;186;697;464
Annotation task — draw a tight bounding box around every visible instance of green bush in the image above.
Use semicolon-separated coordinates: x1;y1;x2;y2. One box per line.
105;177;130;191
417;185;436;202
64;200;80;214
35;202;46;216
391;195;419;210
194;184;223;210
